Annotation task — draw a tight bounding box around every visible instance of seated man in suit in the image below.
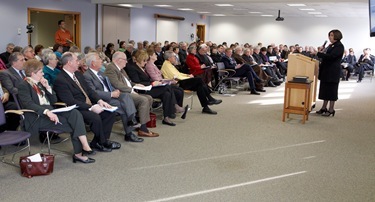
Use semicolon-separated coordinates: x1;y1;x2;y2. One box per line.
104;51;159;138
17;59;95;163
221;48;262;95
83;52;143;142
356;48;375;82
161;50;222;115
53;52;119;152
0;52;26;95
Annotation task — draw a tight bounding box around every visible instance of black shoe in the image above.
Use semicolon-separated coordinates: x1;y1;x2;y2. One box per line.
105;140;121;150
267;81;276;87
162;120;176;126
322;110;335;117
72;155;95;164
250;90;260;95
181;105;189;119
357;80;362;83
208;99;222;105
90;142;112;152
256;89;266;92
316;108;327;114
82;149;96;156
124;133;144;142
202;107;217;115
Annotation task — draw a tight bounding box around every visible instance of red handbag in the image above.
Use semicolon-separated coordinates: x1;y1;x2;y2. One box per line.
19;154;55;178
146;113;157;128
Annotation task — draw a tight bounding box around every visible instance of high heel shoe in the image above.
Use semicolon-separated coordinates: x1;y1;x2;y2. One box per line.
316;108;327;114
181;105;189;119
72;155;95;164
322;110;335;117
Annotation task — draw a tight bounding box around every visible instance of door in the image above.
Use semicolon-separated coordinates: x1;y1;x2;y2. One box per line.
102;5;130;50
28;8;80;48
196;24;205;42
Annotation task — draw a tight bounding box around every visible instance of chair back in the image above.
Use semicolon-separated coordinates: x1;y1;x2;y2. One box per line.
216;62;227;77
0;101;6;126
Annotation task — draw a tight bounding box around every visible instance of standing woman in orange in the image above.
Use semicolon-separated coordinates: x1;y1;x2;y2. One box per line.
55;20;73;53
315;29;345;117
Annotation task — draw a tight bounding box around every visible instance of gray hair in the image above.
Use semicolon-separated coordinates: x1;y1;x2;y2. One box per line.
41;49;55;65
61;52;74;66
187;45;196;54
163;50;174;60
83;46;92;54
21;46;32;55
9;52;23;65
85;52;98;67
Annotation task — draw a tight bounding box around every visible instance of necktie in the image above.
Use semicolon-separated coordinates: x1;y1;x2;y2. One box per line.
20;70;26;79
73;74;92;105
97;73;111;92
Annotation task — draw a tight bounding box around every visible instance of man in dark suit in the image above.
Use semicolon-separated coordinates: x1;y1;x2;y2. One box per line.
83;52;143;142
53;52;119;152
0;43;14;66
0;52;26;95
154;44;164;69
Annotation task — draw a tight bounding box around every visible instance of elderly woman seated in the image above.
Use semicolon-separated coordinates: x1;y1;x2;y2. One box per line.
17;59;95;164
161;50;222;115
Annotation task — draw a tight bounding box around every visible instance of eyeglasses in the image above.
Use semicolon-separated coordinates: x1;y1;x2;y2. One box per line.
118;58;127;61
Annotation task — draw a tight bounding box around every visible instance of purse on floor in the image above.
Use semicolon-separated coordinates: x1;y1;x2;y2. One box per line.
19;154;55;178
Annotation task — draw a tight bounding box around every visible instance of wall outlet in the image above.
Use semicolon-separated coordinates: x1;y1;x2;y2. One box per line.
17;28;21;35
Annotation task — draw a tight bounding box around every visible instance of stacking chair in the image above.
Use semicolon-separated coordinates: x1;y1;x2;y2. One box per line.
214;62;240;94
13;94;69;155
0;102;31;166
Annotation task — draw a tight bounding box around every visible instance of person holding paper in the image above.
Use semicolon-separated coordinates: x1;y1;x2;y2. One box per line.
17;59;95;164
54;52;120;152
105;52;159;138
55;20;73;53
161;51;222;115
83;52;144;142
126;50;184;126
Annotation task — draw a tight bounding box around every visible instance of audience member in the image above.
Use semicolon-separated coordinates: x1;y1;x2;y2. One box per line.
104;51;159;137
18;59;95;163
161;50;222;115
0;43;15;65
42;51;61;86
54;52;119;152
83;52;143;142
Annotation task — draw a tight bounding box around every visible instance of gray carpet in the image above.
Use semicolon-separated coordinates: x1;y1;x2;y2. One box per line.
1;78;375;202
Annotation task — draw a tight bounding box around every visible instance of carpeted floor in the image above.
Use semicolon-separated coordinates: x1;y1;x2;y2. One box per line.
1;78;375;202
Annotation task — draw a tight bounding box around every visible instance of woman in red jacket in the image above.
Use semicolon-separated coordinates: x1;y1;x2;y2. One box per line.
185;46;212;84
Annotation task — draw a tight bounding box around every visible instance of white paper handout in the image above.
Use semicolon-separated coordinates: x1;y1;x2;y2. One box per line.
27;153;43;162
50;104;78;113
133;85;152;91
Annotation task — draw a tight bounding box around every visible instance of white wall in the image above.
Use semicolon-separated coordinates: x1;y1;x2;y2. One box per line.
130;6;209;43
0;0;96;50
209;16;375;56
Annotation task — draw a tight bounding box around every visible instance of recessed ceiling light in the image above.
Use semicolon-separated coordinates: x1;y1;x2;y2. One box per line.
249;11;261;14
287;4;306;7
215;4;233;7
178;8;193;11
213;14;226;16
198;11;211;14
154;5;172;7
315;15;328;17
308;12;322;14
261;15;274;17
119;4;133;7
299;8;315;11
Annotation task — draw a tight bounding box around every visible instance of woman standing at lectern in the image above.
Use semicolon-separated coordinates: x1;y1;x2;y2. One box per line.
315;29;345;117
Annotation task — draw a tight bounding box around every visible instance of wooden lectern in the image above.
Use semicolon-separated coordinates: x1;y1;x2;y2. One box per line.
282;54;319;123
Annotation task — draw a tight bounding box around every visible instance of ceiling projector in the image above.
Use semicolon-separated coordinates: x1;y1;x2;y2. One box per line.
276;10;284;21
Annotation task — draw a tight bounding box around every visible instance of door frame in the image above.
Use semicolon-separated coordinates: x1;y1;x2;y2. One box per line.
196;24;206;42
28;7;81;48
